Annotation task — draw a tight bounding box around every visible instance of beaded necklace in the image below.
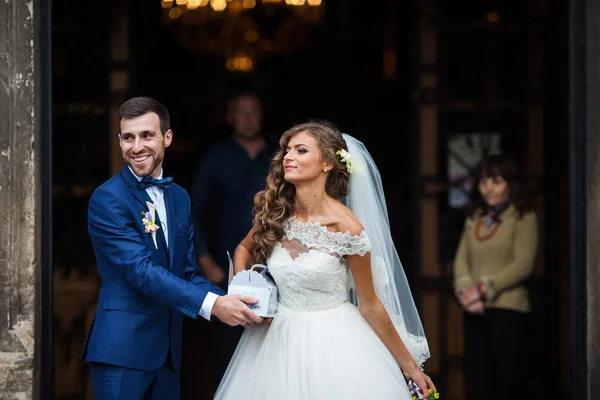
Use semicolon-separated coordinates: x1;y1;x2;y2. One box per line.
474;202;509;242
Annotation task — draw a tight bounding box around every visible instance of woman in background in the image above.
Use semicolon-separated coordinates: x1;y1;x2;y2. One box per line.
453;154;538;400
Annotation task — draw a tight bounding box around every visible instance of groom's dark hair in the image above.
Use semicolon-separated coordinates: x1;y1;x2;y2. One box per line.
118;96;171;135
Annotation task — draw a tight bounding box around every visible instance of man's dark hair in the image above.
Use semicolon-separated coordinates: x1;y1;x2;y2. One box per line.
118;96;170;135
227;90;262;114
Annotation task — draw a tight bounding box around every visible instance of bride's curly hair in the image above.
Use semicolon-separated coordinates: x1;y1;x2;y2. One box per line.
251;121;350;264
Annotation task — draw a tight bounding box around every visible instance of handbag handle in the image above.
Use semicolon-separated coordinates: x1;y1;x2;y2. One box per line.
250;264;269;276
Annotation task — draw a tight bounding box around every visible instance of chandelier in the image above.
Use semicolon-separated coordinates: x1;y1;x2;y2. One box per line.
160;0;325;72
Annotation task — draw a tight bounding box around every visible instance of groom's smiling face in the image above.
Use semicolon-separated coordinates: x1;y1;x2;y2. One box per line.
119;112;172;178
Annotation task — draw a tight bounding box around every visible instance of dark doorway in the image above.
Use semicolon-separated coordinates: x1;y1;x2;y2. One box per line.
46;0;576;399
568;0;587;398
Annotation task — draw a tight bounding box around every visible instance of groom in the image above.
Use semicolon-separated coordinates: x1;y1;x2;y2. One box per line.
81;96;262;399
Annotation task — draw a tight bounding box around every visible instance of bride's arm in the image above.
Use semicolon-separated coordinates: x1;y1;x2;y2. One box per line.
232;224;259;274
346;253;417;368
345;231;436;394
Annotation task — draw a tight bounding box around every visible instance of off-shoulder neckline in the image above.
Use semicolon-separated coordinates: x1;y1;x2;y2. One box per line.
287;216;366;239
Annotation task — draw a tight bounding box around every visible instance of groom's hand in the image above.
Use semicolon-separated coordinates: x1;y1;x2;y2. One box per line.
211;294;263;326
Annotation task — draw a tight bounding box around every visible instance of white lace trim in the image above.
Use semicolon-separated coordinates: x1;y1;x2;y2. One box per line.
396;327;431;369
389;314;430;368
283;217;371;258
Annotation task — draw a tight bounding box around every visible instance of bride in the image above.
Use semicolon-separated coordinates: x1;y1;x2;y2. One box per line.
214;121;436;399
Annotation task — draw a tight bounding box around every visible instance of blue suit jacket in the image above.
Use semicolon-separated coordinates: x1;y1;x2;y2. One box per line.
81;166;225;371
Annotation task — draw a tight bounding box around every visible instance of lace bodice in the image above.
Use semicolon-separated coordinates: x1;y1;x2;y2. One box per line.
267;217;371;311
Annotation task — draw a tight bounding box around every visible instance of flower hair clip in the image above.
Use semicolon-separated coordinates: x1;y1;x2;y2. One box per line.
336;149;353;174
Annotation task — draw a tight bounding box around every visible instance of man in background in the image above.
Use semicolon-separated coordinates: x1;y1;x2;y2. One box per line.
190;90;276;388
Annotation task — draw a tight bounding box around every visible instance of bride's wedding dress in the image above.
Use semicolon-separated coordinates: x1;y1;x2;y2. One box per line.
214;216;413;400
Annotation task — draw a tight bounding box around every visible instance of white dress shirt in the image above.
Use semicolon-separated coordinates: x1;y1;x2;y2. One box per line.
129;166;218;320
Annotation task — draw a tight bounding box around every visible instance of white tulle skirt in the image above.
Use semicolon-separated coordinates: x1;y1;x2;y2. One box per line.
214;302;412;400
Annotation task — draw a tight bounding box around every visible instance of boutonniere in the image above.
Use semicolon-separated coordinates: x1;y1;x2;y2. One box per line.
142;201;160;249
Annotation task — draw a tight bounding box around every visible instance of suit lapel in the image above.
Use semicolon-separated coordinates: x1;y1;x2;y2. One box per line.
165;187;176;269
130;182;152;209
120;166;169;260
121;166;151;207
154;212;169;254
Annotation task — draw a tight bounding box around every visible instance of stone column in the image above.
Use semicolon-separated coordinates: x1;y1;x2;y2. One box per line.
0;1;39;399
585;0;600;396
572;0;600;398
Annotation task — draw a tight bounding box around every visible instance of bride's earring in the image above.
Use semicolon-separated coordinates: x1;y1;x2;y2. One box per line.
323;169;328;172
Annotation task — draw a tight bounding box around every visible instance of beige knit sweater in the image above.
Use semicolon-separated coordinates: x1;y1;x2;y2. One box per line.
453;205;538;313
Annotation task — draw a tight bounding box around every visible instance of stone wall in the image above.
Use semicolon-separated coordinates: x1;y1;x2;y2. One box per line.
0;0;38;399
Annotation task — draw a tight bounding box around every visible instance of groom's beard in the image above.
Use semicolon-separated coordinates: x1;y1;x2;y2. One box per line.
126;153;164;178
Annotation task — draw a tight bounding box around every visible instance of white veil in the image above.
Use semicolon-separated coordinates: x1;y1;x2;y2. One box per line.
342;133;430;368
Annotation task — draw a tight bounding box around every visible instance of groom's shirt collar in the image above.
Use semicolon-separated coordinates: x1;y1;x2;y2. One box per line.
128;166;163;182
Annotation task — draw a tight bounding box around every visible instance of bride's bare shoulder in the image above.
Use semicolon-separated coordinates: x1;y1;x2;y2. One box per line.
331;204;364;237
